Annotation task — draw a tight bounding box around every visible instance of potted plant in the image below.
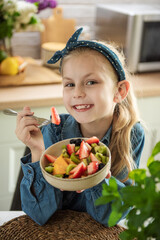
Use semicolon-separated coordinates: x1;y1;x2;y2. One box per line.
95;141;160;240
0;0;57;55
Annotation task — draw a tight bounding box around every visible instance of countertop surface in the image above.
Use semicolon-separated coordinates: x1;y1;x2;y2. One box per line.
0;70;160;111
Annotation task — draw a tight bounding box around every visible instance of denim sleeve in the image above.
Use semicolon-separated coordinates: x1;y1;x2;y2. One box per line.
20;154;63;226
84;123;145;227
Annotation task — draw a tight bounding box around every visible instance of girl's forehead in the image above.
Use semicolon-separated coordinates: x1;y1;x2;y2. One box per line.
62;51;118;83
64;50;117;74
63;49;109;67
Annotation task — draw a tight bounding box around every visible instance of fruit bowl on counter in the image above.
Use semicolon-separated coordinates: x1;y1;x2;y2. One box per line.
40;137;111;191
0;50;28;86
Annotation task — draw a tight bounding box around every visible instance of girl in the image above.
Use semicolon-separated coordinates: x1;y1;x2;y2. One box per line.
15;28;145;226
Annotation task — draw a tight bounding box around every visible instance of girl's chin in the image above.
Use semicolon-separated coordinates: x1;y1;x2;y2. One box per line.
73;115;95;124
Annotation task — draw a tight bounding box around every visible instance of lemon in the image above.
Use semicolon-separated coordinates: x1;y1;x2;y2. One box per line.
1;57;19;75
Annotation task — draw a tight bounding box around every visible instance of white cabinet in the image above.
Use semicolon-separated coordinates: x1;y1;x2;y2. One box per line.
0;105;67;211
137;96;160;168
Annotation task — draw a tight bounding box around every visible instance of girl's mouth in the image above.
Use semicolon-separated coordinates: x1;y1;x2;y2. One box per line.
73;104;93;111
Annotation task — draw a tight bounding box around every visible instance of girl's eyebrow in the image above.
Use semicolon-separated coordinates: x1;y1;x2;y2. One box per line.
63;77;73;81
63;73;94;81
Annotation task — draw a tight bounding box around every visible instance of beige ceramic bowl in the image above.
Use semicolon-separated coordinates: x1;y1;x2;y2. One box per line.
40;138;111;191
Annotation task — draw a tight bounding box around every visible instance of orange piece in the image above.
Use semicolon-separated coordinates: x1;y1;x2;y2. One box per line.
53;154;69;175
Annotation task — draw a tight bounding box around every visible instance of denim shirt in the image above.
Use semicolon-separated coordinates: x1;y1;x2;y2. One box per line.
20;114;145;226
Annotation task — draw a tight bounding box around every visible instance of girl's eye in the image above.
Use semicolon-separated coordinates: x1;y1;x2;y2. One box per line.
64;83;75;87
87;80;97;85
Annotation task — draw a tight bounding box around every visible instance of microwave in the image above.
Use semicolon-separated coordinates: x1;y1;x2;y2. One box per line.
95;4;160;73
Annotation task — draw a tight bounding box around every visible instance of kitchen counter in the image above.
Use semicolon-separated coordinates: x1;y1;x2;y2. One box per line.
0;70;160;111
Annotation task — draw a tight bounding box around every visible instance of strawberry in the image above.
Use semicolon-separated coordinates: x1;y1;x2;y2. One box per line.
75;149;80;155
45;154;57;163
85;142;92;151
87;161;99;175
90;152;101;163
69;162;87;178
86;136;99;145
67;144;75;155
79;141;90;159
51;106;61;125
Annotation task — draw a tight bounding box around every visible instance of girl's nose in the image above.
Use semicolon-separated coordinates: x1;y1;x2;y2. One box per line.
73;85;86;98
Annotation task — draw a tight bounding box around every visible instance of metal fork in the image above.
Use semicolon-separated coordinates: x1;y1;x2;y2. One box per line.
3;108;51;128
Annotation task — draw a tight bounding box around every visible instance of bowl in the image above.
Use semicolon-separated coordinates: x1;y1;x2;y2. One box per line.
40;138;111;191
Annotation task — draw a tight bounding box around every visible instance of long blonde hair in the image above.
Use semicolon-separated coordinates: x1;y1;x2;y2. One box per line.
61;43;140;179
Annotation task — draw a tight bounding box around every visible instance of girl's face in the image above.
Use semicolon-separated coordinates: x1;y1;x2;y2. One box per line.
62;51;117;127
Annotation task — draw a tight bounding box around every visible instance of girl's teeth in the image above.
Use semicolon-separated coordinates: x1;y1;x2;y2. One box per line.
75;105;90;109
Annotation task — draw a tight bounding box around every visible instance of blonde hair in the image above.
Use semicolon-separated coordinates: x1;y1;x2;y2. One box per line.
61;43;140;180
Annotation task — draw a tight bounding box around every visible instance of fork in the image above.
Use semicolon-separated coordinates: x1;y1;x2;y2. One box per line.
3;108;51;128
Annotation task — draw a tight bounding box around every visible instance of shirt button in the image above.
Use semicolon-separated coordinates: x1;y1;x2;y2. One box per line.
28;169;32;174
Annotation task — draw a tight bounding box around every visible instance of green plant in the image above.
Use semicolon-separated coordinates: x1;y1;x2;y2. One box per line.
95;141;160;240
0;0;44;40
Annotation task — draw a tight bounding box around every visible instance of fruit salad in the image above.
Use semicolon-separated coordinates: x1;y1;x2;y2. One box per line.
44;137;109;179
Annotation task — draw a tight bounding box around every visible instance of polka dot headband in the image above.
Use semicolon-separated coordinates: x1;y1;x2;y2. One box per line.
47;28;126;81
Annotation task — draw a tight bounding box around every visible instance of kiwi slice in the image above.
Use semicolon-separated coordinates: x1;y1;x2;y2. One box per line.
45;166;54;173
66;164;76;175
71;153;80;164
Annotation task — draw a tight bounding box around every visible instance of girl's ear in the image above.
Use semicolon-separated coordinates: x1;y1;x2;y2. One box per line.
113;80;130;103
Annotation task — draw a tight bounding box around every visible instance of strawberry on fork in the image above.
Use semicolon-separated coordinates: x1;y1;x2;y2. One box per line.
51;106;61;125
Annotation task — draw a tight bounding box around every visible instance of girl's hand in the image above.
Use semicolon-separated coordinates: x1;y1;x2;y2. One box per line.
105;170;111;179
15;106;45;162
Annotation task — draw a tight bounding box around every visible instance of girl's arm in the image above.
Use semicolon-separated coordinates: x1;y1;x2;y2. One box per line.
19;115;65;226
20;154;63;225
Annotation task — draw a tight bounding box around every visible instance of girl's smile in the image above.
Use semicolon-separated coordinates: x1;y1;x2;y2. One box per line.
73;104;94;111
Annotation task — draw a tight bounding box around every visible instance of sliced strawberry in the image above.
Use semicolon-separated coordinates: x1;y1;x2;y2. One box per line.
45;154;57;163
86;136;99;145
85;142;92;151
79;141;90;159
87;161;99;175
51;106;61;125
69;162;87;178
75;149;80;155
67;144;75;155
90;152;101;163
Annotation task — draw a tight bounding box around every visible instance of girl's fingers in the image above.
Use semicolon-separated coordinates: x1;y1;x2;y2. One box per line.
76;190;84;193
105;170;111;179
16;107;34;125
20;116;38;128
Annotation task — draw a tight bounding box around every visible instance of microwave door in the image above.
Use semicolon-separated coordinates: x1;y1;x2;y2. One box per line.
138;20;160;72
138;21;160;72
126;15;144;73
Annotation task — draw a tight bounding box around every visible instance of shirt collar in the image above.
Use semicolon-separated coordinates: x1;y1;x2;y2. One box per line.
61;115;112;146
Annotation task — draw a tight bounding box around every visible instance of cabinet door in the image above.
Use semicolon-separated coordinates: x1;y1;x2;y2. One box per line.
139;127;160;169
0;143;25;210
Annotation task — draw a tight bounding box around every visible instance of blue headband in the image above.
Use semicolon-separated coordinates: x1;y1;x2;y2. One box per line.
47;28;126;81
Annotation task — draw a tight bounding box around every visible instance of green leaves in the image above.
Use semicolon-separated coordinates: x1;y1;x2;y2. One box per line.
147;141;160;167
0;1;20;39
95;141;160;239
95;178;120;206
